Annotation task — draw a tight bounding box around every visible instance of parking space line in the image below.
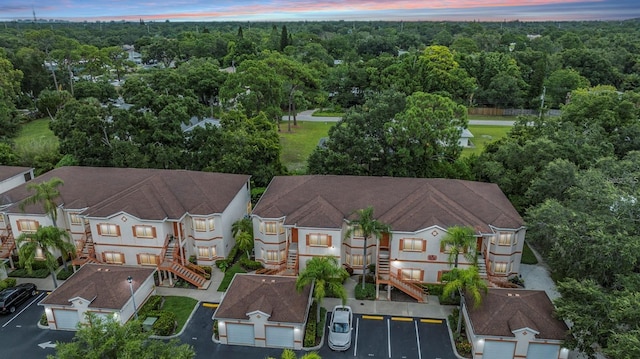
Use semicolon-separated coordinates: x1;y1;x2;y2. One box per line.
414;320;422;359
2;292;45;328
387;318;391;358
362;315;384;320
353;317;359;357
420;319;443;324
391;316;413;322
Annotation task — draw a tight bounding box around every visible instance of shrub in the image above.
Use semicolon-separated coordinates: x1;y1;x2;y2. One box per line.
57;267;74;280
152;311;177;336
304;301;318;347
8;268;50;278
317;307;327;339
227;245;239;262
354;282;376;300
188;255;197;264
424;283;444;296
212;319;219;339
139;295;164;318
40;312;48;326
215;259;231;272
239;257;263;271
439;292;460;305
0;278;17;290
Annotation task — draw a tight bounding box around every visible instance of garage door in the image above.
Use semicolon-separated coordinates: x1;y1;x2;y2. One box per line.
266;326;294;348
53;309;79;330
483;340;516;359
226;323;255;345
527;343;560;359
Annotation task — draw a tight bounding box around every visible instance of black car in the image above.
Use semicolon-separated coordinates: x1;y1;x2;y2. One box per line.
0;283;38;314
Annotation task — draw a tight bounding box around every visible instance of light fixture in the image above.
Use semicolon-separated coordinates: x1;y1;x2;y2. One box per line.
127;276;138;320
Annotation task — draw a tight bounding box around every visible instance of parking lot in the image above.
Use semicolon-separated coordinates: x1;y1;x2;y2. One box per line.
319;313;457;359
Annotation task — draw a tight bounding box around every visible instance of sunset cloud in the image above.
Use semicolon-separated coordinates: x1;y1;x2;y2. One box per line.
2;0;638;22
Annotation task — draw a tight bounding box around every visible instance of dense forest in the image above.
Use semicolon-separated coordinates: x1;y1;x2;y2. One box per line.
1;19;640;358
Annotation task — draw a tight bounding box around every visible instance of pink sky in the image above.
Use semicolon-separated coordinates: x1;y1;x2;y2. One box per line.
2;0;639;22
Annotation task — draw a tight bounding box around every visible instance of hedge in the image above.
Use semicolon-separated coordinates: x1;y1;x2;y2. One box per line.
0;278;17;290
304;301;318;347
57;267;74;280
354;282;376;300
8;268;50;278
152;311;177;336
239;257;263;271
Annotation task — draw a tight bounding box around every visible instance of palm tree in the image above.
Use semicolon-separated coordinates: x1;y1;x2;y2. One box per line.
296;256;348;322
16;226;76;289
232;217;254;258
344;206;390;289
19;177;64;227
441;225;477;268
442;266;488;334
276;349;321;359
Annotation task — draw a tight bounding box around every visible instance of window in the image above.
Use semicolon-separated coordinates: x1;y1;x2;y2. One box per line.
98;224;119;237
208;218;215;231
400;269;423;282
134;225;156;238
349;254;371;266
307;233;331;247
492;261;508;274
498;232;514;246
138;253;158;265
351;226;363;238
18;220;39;233
261;221;278;234
198;246;216;259
0;216;5;224
401;238;425;252
193;218;207;232
265;250;280;262
103;252;124;264
69;213;82;225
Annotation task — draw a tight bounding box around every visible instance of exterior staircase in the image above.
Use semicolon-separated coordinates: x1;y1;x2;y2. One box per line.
389;271;428;303
477;254;488;279
72;235;100;266
283;243;298;275
377;250;390;280
158;238;207;289
158;261;207;288
0;235;15;259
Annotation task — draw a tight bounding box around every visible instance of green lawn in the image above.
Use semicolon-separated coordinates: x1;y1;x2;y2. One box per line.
161;296;198;332
14;118;58;152
217;262;247;292
279;121;335;173
462;125;511;156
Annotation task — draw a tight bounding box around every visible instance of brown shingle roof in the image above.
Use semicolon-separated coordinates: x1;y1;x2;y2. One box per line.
0;166;32;182
465;288;568;340
39;264;156;309
214;274;311;324
252;176;523;233
1;166;250;220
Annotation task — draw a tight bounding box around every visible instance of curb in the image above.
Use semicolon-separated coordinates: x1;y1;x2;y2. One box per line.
303;311;328;352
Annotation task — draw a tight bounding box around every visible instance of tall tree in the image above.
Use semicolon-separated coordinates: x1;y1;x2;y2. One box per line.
16;226;75;289
52;313;195;359
280;25;289;52
296;256;348;322
441;226;477;268
442;267;487;334
19;177;64;227
344;207;390;289
232;217;254;258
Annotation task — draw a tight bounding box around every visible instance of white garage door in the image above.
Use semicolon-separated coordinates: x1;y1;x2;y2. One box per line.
483;340;516;359
226;323;255;345
266;326;294;348
53;309;79;330
527;343;560;359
